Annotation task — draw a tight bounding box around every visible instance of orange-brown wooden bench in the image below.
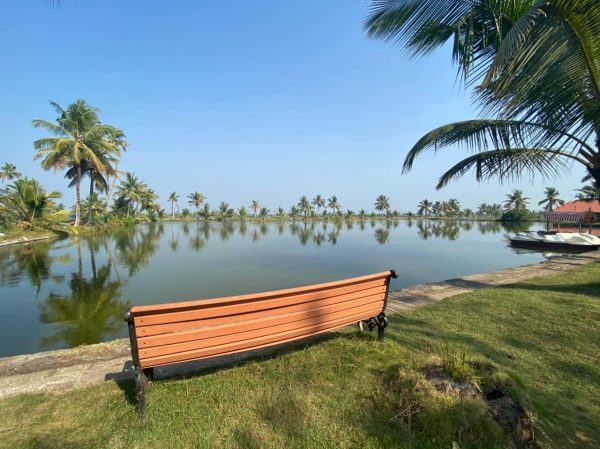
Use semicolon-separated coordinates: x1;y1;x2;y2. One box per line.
125;270;397;421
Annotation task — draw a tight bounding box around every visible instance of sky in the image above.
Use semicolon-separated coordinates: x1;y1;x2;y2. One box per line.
0;0;587;212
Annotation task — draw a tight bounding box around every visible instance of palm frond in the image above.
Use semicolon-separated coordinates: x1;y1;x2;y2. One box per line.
435;147;572;189
403;119;594;173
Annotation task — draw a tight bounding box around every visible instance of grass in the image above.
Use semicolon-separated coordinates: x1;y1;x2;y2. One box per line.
1;261;599;449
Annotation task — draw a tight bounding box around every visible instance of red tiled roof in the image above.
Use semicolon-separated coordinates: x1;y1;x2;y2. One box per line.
552;200;600;213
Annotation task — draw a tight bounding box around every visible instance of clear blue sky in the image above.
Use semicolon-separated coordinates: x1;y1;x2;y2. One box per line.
0;1;586;212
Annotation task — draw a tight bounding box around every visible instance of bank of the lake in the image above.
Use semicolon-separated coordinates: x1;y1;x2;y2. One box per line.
1;255;598;449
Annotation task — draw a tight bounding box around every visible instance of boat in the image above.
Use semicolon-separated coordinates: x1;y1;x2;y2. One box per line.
509;231;600;252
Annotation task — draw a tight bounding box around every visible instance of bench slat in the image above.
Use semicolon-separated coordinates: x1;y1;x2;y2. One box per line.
130;271;391;315
138;292;385;348
138;299;383;358
136;285;387;337
133;279;386;327
139;306;382;368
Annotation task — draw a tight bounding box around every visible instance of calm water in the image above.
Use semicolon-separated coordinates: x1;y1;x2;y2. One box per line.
0;219;547;356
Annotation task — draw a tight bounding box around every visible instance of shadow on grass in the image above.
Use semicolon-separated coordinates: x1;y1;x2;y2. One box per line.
495;282;600;297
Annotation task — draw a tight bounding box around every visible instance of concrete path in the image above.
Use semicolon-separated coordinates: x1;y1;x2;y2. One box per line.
1;250;598;398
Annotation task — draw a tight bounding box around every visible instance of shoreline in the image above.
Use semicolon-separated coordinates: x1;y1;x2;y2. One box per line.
0;233;59;248
1;248;598;398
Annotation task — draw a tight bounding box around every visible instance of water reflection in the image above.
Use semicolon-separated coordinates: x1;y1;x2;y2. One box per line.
0;218;541;355
0;241;57;293
39;259;127;348
163;217;532;250
113;224;163;275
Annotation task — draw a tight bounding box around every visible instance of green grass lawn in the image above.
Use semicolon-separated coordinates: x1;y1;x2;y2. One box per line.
1;261;599;449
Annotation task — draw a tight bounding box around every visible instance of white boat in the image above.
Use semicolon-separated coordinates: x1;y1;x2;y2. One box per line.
509;231;600;252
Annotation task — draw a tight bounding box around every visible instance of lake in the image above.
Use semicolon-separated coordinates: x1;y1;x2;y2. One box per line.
0;219;546;356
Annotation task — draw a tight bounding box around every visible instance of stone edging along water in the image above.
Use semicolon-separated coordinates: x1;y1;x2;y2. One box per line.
1;250;598;398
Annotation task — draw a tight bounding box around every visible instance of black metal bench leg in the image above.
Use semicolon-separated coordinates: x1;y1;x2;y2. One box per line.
376;313;388;341
136;368;148;423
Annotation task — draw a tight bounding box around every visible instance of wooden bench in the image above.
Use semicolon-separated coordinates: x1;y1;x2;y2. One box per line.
125;270;397;421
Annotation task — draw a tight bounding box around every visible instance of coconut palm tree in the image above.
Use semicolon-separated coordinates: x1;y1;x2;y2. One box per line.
298;196;312;219
0;163;21;182
238;206;248;219
312;195;326;216
374;195;391;216
250;200;261;218
538;187;564;212
289;206;300;220
504;189;530;212
0;178;65;227
168;192;179;219
218;202;233;220
33;100;123;226
417;199;432;216
366;1;600;189
575;181;600;201
187;192;205;217
115;172;145;217
327;195;341;215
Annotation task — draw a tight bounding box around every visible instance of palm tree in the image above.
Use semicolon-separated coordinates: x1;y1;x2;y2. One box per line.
289;206;300;220
417;199;432;216
187;192;205;217
0;178;65;227
366;1;600;189
538;187;564;212
374;195;391;216
327;195;341;215
312;195;326;216
238;206;248;219
504;189;530;212
0;163;21;182
168;192;179;219
575;181;600;201
33;100;123;226
218;202;233;220
116;172;145;217
250;200;261;218
298;196;313;219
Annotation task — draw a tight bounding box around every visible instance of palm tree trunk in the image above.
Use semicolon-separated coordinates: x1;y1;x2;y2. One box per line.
75;165;82;227
171;202;175;220
87;177;94;224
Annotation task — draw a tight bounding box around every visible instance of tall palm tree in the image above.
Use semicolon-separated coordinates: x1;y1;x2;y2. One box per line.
538;187;564;212
298;196;313;219
327;195;341;215
0;163;21;182
168;192;179;219
504;189;530;212
417;199;432;216
312;195;326;216
374;194;391;216
250;200;261;218
33;100;122;226
366;1;600;189
187;192;205;217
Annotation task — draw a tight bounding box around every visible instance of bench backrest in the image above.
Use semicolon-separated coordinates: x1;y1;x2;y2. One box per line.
125;271;396;370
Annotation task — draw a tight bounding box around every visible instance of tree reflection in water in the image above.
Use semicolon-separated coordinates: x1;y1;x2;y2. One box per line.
0;241;57;293
113;224;164;276
39;237;128;348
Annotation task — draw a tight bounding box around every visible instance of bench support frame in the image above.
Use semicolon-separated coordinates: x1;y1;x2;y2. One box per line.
126;310;150;423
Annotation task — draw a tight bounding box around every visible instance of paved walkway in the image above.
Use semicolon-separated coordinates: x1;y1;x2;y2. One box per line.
1;251;598;398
